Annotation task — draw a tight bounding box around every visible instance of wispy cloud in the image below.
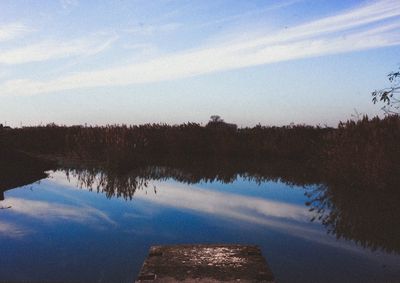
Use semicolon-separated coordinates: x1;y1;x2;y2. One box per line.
0;22;31;42
1;0;399;96
134;182;392;257
0;34;117;65
138;182;312;223
273;0;400;41
1;197;116;226
0;220;31;238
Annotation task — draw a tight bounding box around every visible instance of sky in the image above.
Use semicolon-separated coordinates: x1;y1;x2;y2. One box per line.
0;0;400;127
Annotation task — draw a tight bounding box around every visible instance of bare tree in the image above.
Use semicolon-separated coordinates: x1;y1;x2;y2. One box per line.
372;67;400;115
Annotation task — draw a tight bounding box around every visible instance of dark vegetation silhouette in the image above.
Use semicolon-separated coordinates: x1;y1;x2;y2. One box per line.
1;118;332;167
0;129;55;200
304;115;400;253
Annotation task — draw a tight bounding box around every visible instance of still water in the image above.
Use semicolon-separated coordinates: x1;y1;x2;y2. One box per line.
1;168;400;283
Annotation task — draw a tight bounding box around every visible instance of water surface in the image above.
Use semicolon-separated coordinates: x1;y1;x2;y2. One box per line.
0;167;399;283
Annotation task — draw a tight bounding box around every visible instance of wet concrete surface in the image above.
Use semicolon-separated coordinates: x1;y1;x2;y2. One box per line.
136;244;275;282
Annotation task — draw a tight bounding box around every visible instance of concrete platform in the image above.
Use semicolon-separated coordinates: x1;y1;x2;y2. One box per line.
135;244;275;282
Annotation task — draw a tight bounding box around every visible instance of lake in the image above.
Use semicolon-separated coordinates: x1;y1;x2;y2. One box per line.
0;164;400;283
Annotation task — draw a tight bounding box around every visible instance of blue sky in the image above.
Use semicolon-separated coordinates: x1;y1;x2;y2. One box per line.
0;0;399;127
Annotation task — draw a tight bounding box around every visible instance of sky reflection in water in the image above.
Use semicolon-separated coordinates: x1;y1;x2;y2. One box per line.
0;171;399;283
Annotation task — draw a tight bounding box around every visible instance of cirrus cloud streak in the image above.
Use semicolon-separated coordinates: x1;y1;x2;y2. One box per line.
0;22;31;42
0;0;399;96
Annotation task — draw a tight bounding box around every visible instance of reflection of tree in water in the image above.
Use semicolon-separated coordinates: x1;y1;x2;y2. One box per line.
60;158;321;200
64;167;152;200
60;156;400;254
306;176;400;254
62;165;241;200
2;146;399;254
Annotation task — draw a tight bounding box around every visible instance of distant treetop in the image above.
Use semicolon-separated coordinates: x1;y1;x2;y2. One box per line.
209;115;224;123
207;115;237;130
